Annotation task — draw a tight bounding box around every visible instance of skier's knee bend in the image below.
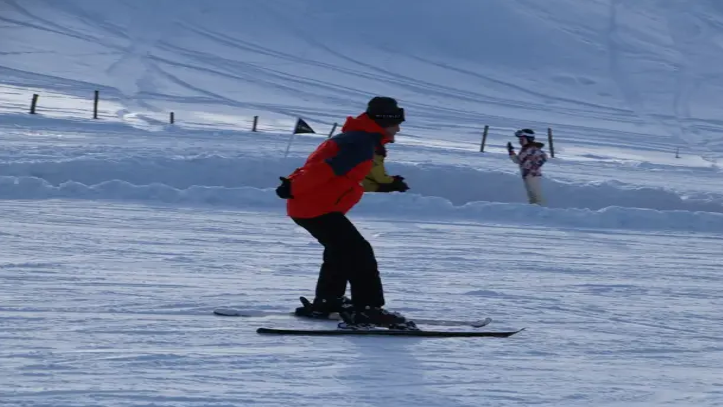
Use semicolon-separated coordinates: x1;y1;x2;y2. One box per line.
350;238;377;263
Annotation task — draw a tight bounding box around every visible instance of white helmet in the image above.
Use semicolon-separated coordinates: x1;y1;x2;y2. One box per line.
514;128;535;141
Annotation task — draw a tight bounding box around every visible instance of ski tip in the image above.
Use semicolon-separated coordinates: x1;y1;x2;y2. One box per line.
471;317;493;328
213;308;241;316
507;327;527;337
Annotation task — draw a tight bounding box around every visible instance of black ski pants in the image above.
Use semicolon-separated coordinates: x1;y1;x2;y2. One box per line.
292;212;385;308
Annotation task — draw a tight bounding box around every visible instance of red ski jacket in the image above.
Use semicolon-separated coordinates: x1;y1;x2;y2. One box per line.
286;113;391;218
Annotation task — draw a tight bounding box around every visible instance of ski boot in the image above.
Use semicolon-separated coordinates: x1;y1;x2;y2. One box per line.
295;295;352;320
387;320;419;331
338;306;418;330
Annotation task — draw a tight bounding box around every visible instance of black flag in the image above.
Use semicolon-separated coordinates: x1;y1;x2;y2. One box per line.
293;118;315;134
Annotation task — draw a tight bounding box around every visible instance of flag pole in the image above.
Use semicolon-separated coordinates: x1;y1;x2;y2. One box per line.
283;130;296;158
284;118;315;158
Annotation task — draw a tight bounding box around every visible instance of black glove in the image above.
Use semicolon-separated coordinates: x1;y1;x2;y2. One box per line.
507;142;514;153
275;177;293;199
376;183;396;193
391;176;409;192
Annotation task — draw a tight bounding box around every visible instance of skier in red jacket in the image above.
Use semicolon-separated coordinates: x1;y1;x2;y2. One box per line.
276;97;409;328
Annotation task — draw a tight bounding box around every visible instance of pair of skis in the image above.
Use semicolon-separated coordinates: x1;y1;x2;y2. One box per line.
214;299;524;338
255;327;524;338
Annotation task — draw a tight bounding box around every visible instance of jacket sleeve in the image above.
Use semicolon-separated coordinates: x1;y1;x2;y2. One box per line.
538;150;548;167
365;154;395;184
509;153;521;164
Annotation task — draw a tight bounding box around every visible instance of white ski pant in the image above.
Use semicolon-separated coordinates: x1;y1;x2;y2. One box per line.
523;175;544;205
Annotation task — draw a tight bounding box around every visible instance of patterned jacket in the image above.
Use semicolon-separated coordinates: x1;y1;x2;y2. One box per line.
510;142;547;177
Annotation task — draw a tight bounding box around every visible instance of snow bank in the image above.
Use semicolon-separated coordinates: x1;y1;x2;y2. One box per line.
2;175;722;234
2;154;722;214
358;192;723;234
386;162;723;213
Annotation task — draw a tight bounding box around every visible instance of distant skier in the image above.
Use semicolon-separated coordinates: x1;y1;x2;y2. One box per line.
507;128;548;205
362;144;409;193
275;96;408;327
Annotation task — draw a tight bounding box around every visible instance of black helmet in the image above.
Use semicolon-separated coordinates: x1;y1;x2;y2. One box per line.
366;96;405;127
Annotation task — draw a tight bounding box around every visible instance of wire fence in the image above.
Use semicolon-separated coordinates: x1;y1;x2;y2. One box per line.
22;89;561;157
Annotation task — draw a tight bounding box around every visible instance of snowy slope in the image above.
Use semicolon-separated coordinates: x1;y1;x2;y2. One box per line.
2;201;721;407
1;0;723;406
3;0;723;162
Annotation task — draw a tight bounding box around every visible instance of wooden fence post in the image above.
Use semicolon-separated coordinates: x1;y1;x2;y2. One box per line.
252;116;258;131
479;125;489;152
93;90;99;119
30;94;39;114
547;127;555;158
170;112;175;124
328;122;338;138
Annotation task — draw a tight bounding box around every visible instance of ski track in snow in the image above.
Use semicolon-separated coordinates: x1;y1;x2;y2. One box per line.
1;201;722;407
